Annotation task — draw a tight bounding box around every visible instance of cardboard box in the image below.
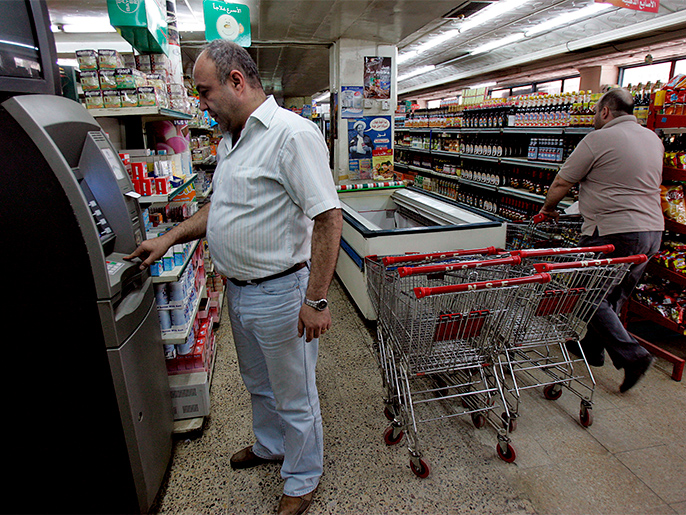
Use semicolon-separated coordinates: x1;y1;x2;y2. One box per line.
168;372;210;420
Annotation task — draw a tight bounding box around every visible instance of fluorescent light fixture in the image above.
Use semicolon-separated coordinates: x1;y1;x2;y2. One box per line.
524;3;612;37
398;65;435;82
57;58;80;68
312;91;330;103
470;32;525;55
177;20;206;31
415;29;460;53
460;0;531;33
61;23;116;33
467;82;497;89
397;51;419;65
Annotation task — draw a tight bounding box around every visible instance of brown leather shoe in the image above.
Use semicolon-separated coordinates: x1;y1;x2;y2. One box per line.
230;446;282;470
277;488;316;515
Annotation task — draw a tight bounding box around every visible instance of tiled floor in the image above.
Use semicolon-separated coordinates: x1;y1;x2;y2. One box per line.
154;278;686;515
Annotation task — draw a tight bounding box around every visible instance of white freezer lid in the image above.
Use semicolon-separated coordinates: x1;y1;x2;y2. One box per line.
391;189;491;226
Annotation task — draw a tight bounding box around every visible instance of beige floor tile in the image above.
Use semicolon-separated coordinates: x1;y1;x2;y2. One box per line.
615;445;686;505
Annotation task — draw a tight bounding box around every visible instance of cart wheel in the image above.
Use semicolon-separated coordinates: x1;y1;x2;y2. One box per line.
496;442;517;463
383;425;404;446
579;404;594;428
502;412;517;433
471;413;486;429
543;384;563;401
383;406;395;421
410;457;431;478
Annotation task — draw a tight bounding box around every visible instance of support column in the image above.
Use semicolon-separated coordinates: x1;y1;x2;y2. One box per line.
330;39;397;183
578;65;619;93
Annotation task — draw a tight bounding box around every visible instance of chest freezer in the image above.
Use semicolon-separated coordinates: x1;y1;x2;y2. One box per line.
336;185;506;320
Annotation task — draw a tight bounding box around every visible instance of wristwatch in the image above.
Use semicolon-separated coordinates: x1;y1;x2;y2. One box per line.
304;298;328;311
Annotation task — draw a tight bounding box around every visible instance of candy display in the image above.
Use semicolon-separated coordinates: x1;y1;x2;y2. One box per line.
660;184;686;224
634;275;686;329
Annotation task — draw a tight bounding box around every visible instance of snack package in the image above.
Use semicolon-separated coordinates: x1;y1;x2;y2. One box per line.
98;49;121;70
99;69;117;90
102;89;121;109
660;184;686;224
75;49;98;70
120;89;139;108
80;70;100;91
84;90;103;109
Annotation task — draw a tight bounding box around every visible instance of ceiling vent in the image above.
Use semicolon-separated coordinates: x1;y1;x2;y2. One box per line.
443;1;495;20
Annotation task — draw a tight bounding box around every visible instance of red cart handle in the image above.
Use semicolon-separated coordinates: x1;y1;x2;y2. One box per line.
398;255;521;278
381;246;499;266
414;273;551;299
532;254;648;272
512;245;615;258
532;213;548;224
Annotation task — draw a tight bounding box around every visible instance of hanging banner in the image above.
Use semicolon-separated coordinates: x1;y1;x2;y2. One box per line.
363;56;391;99
595;0;659;13
203;1;251;47
108;0;169;54
348;116;393;181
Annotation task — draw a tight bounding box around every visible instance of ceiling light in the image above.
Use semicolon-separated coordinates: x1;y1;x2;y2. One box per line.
397;51;419;65
459;0;531;33
398;65;435;82
61;24;117;33
313;91;330;103
415;29;460;53
470;33;525;55
524;3;612;37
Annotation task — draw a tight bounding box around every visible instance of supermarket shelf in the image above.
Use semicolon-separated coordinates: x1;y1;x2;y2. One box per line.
458;177;498;191
626;300;685;381
663;166;686;182
646;260;686;287
501;157;562;170
89;106;193;120
652;114;686;130
664;218;686;234
395;126;593;134
152;239;200;284
139;173;198;204
161;284;207;344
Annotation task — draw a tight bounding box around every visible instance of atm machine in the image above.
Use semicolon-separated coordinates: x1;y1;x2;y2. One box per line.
0;2;172;513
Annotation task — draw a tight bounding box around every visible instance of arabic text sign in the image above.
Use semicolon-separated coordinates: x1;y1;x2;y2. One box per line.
203;1;251;46
595;0;659;13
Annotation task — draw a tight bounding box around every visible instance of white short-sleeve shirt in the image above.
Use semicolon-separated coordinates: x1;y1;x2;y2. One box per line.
206;96;340;280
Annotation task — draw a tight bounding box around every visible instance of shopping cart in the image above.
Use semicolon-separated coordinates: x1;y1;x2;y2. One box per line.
381;267;555;475
494;254;648;428
507;213;584;250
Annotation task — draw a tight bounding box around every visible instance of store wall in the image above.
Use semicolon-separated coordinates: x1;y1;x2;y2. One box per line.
330;39;397;182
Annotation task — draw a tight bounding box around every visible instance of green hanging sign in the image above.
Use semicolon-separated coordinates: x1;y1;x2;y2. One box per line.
107;0;169;55
203;1;251;47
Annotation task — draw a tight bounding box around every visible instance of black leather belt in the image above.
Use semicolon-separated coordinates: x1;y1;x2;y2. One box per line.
228;262;307;287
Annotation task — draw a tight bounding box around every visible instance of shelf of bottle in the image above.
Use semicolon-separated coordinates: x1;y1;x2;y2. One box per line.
394;125;594;135
410;167;574;208
663;166;686;182
396;146;564;170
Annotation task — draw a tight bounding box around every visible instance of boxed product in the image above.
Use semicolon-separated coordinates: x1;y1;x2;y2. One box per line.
135;54;152;73
120;88;138;108
75;49;98;70
146;73;166;90
80;70;100;91
137;86;159;107
168;372;210;420
84;90;103;109
120;52;136;69
115;68;147;89
98;49;121;70
102;89;121;109
98;69;117;89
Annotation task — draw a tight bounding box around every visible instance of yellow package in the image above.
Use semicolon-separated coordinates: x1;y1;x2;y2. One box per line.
661;184;686;224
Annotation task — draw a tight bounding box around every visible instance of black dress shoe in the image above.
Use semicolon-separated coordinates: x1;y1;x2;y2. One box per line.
620;354;655;393
565;340;604;367
230;445;282;470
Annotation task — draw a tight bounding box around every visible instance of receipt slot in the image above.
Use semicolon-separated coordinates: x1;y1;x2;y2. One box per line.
0;95;172;514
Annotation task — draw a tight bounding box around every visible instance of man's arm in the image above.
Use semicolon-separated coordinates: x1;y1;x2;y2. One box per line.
124;202;211;269
540;175;575;221
298;207;343;342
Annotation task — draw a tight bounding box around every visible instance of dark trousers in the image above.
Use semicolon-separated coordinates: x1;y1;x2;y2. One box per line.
578;230;662;369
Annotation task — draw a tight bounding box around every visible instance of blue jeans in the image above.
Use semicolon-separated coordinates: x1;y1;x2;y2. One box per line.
226;267;322;496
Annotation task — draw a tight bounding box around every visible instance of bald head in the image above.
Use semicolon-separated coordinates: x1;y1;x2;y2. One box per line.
597;88;634;118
